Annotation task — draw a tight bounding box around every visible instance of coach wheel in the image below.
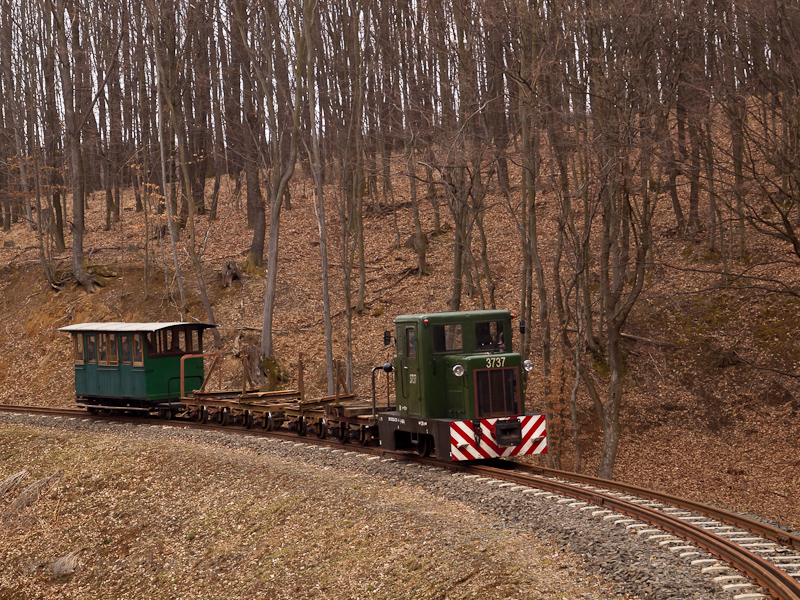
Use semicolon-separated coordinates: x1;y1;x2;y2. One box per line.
243;410;254;429
262;412;274;431
336;423;349;444
416;434;433;457
314;419;327;439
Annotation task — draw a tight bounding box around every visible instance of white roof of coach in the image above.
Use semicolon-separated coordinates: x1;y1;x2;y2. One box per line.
58;322;215;333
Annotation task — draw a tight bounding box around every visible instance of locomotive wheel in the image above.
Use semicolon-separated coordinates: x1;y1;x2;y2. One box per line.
336;423;349;444
358;425;371;446
416;434;433;457
243;410;254;429
313;419;327;439
262;412;274;431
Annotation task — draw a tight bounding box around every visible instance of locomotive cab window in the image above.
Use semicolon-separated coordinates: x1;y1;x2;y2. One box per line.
476;321;505;352
405;326;417;359
73;334;84;364
433;324;462;353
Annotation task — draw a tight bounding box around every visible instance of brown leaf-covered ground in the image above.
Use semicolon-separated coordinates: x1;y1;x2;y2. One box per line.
0;166;797;540
0;422;628;599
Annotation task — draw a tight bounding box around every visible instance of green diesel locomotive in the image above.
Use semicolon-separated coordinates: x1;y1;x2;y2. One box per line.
378;310;547;461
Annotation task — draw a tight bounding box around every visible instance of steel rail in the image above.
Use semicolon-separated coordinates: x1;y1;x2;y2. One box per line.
458;462;800;600
512;463;800;553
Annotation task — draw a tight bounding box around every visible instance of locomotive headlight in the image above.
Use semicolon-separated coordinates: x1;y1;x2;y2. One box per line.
523;359;534;372
452;364;465;377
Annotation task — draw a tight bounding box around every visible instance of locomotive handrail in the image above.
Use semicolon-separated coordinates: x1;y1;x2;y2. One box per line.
371;362;394;417
180;353;222;398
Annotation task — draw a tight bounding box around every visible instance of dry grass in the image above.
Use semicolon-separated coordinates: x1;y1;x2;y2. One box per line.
0;424;624;599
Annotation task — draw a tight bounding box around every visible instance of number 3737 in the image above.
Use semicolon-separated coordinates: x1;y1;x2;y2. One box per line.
485;357;506;368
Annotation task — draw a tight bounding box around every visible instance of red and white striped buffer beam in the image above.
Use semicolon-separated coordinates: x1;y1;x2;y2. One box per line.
449;415;547;461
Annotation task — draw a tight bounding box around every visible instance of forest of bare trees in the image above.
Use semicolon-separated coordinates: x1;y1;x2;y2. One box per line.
2;0;800;478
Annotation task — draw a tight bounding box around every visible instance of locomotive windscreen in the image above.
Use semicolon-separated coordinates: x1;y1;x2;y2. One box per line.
474;368;519;417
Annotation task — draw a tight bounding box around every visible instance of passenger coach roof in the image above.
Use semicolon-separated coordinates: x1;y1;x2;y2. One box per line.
58;322;215;333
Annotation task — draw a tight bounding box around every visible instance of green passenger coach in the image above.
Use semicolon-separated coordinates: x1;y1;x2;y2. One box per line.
59;322;215;415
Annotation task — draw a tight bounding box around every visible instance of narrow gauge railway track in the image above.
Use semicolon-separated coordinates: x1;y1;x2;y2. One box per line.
4;404;799;599
452;461;800;600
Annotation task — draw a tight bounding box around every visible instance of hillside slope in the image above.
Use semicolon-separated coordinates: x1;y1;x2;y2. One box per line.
0;174;797;530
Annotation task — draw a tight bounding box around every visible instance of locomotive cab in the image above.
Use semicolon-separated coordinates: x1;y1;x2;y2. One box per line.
379;310;547;461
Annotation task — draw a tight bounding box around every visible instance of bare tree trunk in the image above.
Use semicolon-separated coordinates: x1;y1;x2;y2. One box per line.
148;0;186;312
408;139;427;277
150;0;219;347
52;0;96;292
304;0;334;392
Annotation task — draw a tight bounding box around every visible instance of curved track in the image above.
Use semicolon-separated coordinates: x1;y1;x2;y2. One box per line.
451;461;800;600
3;403;798;599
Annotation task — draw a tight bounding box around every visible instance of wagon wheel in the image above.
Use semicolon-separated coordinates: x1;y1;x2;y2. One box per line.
158;407;172;420
219;408;230;426
262;412;274;431
87;406;99;415
296;417;307;436
336;423;349;444
243;410;254;429
313;419;327;439
195;406;208;424
416;434;433;457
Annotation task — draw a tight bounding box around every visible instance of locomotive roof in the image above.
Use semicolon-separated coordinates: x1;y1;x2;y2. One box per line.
394;309;512;322
58;322;216;333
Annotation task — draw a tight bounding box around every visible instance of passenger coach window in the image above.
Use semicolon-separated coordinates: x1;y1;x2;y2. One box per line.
405;327;417;359
86;335;97;363
433;324;462;353
133;334;144;366
190;329;201;353
108;333;118;365
121;335;131;364
74;334;84;364
98;334;108;364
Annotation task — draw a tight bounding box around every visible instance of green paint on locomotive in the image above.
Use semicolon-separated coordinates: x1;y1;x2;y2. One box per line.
59;322;213;406
393;310;523;420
